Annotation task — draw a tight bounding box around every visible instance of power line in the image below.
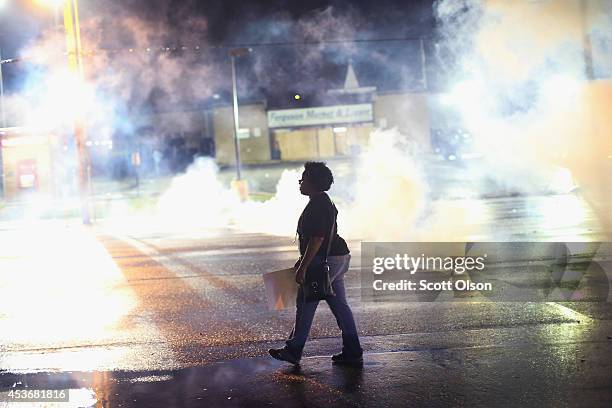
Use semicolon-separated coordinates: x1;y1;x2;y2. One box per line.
87;36;432;55
217;36;432;48
0;36;434;62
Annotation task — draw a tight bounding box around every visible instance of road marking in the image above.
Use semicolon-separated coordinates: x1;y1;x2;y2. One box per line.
98;235;227;365
99;234;292;361
548;302;593;323
115;235;264;305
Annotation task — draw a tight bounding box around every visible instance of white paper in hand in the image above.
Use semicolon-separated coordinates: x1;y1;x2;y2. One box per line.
263;268;298;310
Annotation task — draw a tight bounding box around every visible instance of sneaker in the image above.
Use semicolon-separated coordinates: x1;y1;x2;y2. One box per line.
268;348;300;365
331;352;363;365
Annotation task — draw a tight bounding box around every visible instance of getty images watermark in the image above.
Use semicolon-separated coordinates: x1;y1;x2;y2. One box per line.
361;242;612;302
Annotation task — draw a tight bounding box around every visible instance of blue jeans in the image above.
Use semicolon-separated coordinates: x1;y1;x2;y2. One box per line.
285;254;363;359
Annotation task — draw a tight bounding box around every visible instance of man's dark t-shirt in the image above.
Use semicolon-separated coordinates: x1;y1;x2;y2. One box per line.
297;192;350;257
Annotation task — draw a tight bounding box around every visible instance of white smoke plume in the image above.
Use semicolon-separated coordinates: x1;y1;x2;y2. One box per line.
342;128;428;241
5;0;609;241
153;157;305;236
149;128;486;242
156;158;240;230
4;1;221;134
434;0;612;235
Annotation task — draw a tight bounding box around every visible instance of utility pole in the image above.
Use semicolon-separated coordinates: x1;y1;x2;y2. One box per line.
63;0;91;224
229;48;250;181
228;47;251;201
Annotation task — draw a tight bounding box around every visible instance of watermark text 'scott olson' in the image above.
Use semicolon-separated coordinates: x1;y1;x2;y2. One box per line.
360;243;612;302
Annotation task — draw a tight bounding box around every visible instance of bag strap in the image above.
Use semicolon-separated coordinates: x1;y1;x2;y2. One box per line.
323;202;337;262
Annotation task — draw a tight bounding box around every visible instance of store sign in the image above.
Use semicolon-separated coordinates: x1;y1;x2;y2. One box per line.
268;104;373;128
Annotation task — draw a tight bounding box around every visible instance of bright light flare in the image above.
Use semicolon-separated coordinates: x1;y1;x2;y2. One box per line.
446;79;486;107
0;135;49;147
35;0;65;7
547;166;576;194
536;194;593;240
0;223;137;346
25;69;97;128
441;79;491;131
539;74;583;110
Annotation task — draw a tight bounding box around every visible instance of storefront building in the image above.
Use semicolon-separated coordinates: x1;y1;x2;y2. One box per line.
0;127;59;199
268;103;374;161
211;92;431;165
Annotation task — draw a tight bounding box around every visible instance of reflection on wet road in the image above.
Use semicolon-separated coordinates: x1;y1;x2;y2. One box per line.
1;192;611;406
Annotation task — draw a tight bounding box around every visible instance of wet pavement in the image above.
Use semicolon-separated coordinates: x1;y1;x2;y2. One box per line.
1;188;612;406
2;324;612;407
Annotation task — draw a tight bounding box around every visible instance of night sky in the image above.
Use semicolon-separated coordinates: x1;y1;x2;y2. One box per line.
98;0;434;43
0;0;437;106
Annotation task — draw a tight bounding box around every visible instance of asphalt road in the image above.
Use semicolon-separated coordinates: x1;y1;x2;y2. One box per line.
1;190;612;407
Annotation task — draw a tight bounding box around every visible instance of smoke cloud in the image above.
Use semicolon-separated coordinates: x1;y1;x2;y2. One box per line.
0;1;479;242
434;0;612;235
342;129;427;241
154;158;306;237
147;128;487;243
5;0;610;240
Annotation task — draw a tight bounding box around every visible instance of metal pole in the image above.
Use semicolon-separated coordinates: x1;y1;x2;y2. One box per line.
419;37;428;91
0;48;5;128
230;55;242;180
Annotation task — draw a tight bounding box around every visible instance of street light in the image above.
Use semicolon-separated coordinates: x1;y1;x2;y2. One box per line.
35;0;63;28
228;47;250;182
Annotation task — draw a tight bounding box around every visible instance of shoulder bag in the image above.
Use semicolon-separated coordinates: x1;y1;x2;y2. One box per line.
302;208;336;302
